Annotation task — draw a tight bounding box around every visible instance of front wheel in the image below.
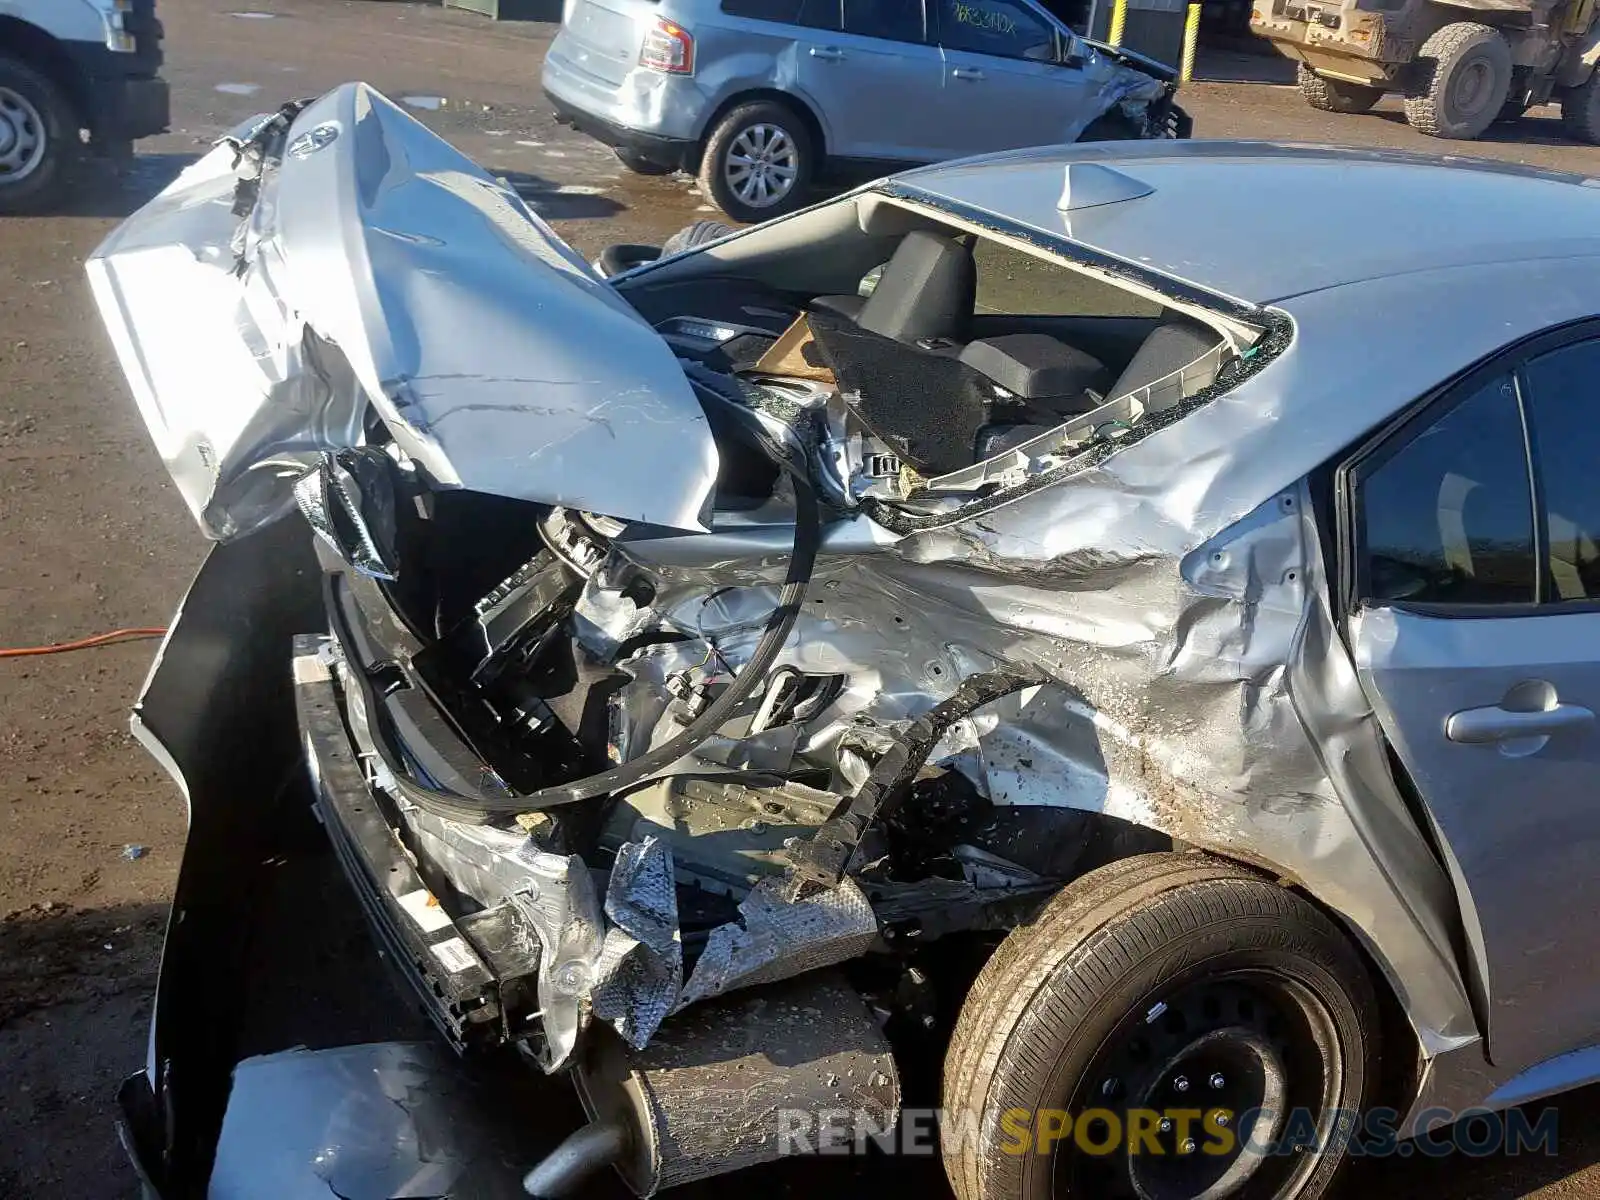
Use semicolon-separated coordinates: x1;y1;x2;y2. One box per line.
943;853;1378;1200
697;101;813;223
0;55;78;214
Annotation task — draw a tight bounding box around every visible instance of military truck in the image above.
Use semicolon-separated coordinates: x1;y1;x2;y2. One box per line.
1251;0;1600;140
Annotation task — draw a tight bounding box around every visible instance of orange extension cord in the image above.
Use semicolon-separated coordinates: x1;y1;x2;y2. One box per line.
0;627;168;659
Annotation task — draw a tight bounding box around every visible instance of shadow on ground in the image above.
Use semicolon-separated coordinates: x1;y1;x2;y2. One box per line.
0;899;168;1200
27;153;206;222
1195;48;1300;86
498;168;627;219
1369;106;1577;147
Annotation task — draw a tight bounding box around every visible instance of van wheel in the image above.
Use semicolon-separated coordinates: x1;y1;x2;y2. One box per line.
1560;71;1600;144
698;100;813;223
1403;22;1512;138
615;147;677;176
1298;65;1382;114
0;55;78;215
942;853;1378;1200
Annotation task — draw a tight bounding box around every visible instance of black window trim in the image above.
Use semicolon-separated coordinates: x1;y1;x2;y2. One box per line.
929;0;1063;63
838;0;932;44
1335;316;1600;622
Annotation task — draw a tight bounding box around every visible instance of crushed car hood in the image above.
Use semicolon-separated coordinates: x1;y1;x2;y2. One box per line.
87;83;719;539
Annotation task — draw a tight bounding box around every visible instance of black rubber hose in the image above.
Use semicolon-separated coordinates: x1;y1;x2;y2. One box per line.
342;448;821;824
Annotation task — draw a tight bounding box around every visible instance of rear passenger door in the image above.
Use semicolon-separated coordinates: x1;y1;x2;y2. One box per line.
1342;327;1600;1078
791;0;947;163
925;0;1096;155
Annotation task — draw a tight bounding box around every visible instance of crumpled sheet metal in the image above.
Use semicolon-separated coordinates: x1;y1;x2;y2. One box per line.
675;875;879;1011
87;84;719;539
592;837;683;1050
83;143;368;541
399;802;873;1055
606;315;1487;1055
1058;54;1170;143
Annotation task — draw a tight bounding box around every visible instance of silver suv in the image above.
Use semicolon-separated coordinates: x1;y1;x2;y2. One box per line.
541;0;1189;220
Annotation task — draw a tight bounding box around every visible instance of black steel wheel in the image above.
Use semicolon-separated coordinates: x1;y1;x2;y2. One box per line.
943;853;1378;1200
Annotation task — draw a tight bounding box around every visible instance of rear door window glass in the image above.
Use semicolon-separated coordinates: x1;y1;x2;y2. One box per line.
1519;339;1600;602
1359;374;1537;606
721;0;805;19
933;0;1055;60
798;0;845;28
843;0;926;41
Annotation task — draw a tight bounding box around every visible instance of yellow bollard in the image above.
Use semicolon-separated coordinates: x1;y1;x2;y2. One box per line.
1177;2;1203;83
1108;0;1127;47
1180;2;1201;82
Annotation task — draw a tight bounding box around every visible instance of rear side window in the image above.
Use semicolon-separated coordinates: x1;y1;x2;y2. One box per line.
721;0;844;24
933;0;1056;60
1358;374;1537;606
799;0;845;27
843;0;926;41
973;239;1162;318
1520;340;1600;602
721;0;804;19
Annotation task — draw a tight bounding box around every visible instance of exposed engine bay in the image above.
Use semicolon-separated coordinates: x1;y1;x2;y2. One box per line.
85;83;1333;1197
283;176;1247;1082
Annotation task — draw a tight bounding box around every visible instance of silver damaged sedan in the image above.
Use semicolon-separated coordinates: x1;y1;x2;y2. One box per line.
89;83;1600;1200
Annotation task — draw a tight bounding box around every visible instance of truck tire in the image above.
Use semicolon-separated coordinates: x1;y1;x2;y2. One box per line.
0;54;78;215
1298;64;1383;114
942;852;1378;1200
697;100;813;224
1403;22;1513;139
1559;71;1600;143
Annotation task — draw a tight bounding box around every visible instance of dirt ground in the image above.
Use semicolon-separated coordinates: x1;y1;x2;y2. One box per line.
2;1;1600;1196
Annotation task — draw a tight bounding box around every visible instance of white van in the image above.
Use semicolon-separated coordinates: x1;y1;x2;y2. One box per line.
0;0;169;212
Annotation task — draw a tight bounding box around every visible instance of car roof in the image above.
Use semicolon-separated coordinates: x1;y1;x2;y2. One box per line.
898;140;1600;307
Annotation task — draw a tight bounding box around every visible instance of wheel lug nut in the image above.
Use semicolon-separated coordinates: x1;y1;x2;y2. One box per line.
1173;1075;1190;1093
1209;1072;1225;1089
1181;1138;1197;1155
1159;1118;1173;1133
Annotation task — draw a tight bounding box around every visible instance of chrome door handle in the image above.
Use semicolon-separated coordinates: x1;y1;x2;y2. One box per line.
1445;703;1595;744
951;66;985;80
809;45;844;60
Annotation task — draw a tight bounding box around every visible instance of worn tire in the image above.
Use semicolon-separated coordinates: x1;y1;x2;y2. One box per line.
0;54;78;215
1298;64;1382;114
1560;70;1600;143
596;243;662;276
942;852;1378;1200
659;217;736;257
614;147;677;176
697;100;813;224
1403;22;1513;139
